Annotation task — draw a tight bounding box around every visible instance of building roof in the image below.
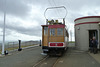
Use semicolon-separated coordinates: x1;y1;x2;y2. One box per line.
74;16;100;22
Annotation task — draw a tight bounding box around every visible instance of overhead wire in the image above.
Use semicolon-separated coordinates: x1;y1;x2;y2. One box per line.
47;0;74;40
64;0;76;41
62;0;74;27
53;0;70;29
52;0;61;18
48;0;59;19
47;0;70;28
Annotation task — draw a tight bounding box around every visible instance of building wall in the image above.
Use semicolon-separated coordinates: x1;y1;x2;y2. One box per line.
75;24;89;50
75;17;100;51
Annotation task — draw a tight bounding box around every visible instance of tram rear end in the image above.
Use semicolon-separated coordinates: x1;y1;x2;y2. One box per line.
41;6;69;55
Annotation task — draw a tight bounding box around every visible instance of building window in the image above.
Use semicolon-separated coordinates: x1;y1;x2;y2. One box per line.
44;27;48;35
50;28;55;36
57;28;63;35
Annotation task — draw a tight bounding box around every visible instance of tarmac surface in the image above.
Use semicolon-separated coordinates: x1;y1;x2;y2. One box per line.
0;43;100;67
0;46;45;67
54;47;100;67
89;51;100;64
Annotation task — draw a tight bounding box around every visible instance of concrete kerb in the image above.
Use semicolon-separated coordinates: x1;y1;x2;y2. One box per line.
22;45;39;49
0;54;5;57
0;45;39;57
88;51;100;64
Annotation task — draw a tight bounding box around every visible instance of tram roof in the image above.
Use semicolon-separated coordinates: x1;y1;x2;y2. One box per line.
41;24;65;28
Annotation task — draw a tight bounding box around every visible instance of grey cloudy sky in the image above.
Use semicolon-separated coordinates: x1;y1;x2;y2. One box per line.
0;0;100;41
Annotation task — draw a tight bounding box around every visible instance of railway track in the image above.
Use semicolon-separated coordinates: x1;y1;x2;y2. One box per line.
33;55;61;67
33;48;68;67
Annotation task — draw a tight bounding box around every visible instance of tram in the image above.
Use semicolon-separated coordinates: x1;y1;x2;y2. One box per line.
41;6;69;55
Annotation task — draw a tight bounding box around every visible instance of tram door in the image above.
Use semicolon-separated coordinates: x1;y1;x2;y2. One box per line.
43;27;48;46
89;30;98;47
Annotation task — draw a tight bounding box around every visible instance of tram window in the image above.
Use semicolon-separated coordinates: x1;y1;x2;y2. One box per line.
57;28;63;35
50;28;55;36
44;27;48;35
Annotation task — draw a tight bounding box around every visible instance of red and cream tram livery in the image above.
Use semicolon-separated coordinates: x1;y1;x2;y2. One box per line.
41;19;69;55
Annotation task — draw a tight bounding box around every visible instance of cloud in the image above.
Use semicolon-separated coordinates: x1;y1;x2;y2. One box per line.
0;0;100;41
24;0;49;6
0;15;42;38
0;0;31;18
0;20;42;37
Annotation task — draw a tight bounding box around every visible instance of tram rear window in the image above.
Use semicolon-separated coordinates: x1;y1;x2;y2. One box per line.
57;28;63;35
50;28;55;36
44;27;48;35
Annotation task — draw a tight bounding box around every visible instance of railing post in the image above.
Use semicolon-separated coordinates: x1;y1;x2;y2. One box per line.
39;40;41;46
18;40;22;51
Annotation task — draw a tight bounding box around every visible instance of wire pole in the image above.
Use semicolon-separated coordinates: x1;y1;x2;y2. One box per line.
2;0;6;55
70;30;72;42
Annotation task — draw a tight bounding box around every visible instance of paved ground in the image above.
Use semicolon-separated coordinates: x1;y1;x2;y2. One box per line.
68;43;100;64
54;47;100;67
89;51;100;64
0;43;100;67
0;46;45;67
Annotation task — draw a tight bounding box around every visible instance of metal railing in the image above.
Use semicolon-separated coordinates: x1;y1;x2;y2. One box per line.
0;40;40;54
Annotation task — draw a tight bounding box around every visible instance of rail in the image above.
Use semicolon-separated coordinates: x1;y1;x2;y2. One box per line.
33;55;61;67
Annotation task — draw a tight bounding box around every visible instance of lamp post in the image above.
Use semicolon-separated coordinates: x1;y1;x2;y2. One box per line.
2;0;6;55
70;30;72;42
